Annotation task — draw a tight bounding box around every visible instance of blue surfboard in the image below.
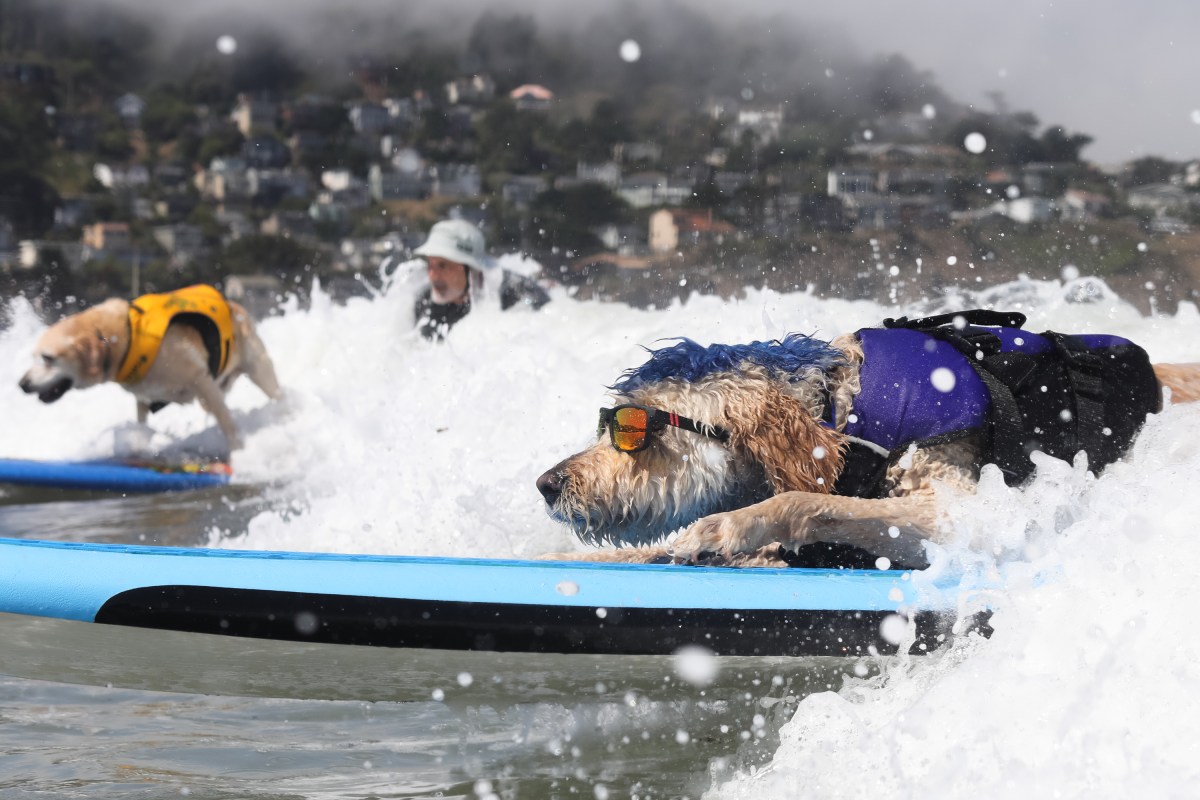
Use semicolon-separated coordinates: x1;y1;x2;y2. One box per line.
0;458;231;493
0;537;980;659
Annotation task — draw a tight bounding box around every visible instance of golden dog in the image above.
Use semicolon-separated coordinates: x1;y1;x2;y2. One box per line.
18;285;280;450
537;314;1200;567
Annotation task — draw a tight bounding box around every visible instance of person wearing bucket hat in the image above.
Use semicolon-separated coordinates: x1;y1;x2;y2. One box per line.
411;218;549;340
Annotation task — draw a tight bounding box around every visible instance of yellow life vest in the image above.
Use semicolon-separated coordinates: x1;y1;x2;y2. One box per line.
116;285;236;385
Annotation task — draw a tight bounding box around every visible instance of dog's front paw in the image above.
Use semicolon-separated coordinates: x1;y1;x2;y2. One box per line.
671;510;779;562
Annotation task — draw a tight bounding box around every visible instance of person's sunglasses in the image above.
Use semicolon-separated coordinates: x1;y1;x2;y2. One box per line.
597;404;731;453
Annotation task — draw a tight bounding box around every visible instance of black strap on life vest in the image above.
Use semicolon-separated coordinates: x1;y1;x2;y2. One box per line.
858;309;1158;490
882;309;1034;484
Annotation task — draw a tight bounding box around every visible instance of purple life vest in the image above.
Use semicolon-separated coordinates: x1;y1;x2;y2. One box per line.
834;321;1157;497
844;327;1136;450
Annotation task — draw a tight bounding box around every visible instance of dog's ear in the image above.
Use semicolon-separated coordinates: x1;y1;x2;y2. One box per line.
74;332;108;382
723;383;844;494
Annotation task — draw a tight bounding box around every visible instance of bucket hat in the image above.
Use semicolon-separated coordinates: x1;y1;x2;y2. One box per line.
413;219;494;271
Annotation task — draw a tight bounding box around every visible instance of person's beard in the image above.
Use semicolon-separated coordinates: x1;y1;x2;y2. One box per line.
430;282;468;304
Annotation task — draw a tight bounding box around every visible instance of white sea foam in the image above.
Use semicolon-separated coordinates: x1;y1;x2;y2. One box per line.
3;271;1200;794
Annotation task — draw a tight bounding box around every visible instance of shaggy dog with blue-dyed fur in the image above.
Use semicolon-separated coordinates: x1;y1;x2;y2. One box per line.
536;313;1200;567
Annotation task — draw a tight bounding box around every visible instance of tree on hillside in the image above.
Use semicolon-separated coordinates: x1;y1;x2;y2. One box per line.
1039;126;1093;163
556;99;633;163
0;168;59;238
476;99;558;176
528;183;628;254
216;234;329;281
944;111;1095;167
464;12;542;85
141;86;198;145
1125;156;1178;187
0;99;58;237
196;127;245;166
226;33;306;96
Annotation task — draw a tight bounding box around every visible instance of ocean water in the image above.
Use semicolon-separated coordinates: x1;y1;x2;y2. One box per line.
2;264;1200;798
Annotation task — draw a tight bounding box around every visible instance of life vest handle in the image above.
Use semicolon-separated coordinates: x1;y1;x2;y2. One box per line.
883;309;1027;332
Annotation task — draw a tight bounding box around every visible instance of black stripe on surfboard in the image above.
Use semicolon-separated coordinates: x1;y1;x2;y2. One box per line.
95;586;987;657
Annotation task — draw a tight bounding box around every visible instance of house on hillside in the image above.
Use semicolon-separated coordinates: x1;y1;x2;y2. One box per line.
114;93;146;128
732;106;784;144
1185;161;1200;188
617;172;691;208
445;74;496;105
649;209;735;253
152;223;208;268
988;196;1058;224
243;136;292;169
1061;189;1112;222
0;61;54;88
576;161;621;188
348;102;391;135
93;162;150;190
613;141;662;165
1128;183;1199;216
260;210;316;241
368;164;428;201
231;95;278;137
510;84;553;111
18;240;84;271
501;175;547;209
81;222;131;252
54;197;96;229
55;113;98;151
430;163;481;199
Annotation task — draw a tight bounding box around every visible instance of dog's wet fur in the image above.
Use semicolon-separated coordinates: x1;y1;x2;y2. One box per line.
537;333;1200;568
18;297;281;450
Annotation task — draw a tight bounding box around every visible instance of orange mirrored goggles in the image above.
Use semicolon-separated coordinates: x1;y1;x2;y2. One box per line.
597;404;731;453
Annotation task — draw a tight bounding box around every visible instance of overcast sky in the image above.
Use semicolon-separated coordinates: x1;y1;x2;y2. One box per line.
111;0;1200;165
786;0;1199;164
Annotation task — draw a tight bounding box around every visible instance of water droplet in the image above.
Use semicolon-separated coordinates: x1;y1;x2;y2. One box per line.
875;556;891;570
880;613;909;645
673;644;719;687
294;611;319;635
930;367;957;393
964;132;987;154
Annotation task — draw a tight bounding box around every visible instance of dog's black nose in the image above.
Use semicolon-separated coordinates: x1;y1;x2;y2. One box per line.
18;376;32;393
536;468;564;505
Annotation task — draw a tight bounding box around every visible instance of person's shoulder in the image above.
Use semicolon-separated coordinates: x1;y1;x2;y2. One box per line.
499;269;550;310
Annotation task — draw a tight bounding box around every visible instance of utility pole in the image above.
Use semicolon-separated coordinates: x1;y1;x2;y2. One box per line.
131;248;140;297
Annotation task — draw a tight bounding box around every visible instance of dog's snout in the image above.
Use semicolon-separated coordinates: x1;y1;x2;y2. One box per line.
18;375;33;394
536;467;565;505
